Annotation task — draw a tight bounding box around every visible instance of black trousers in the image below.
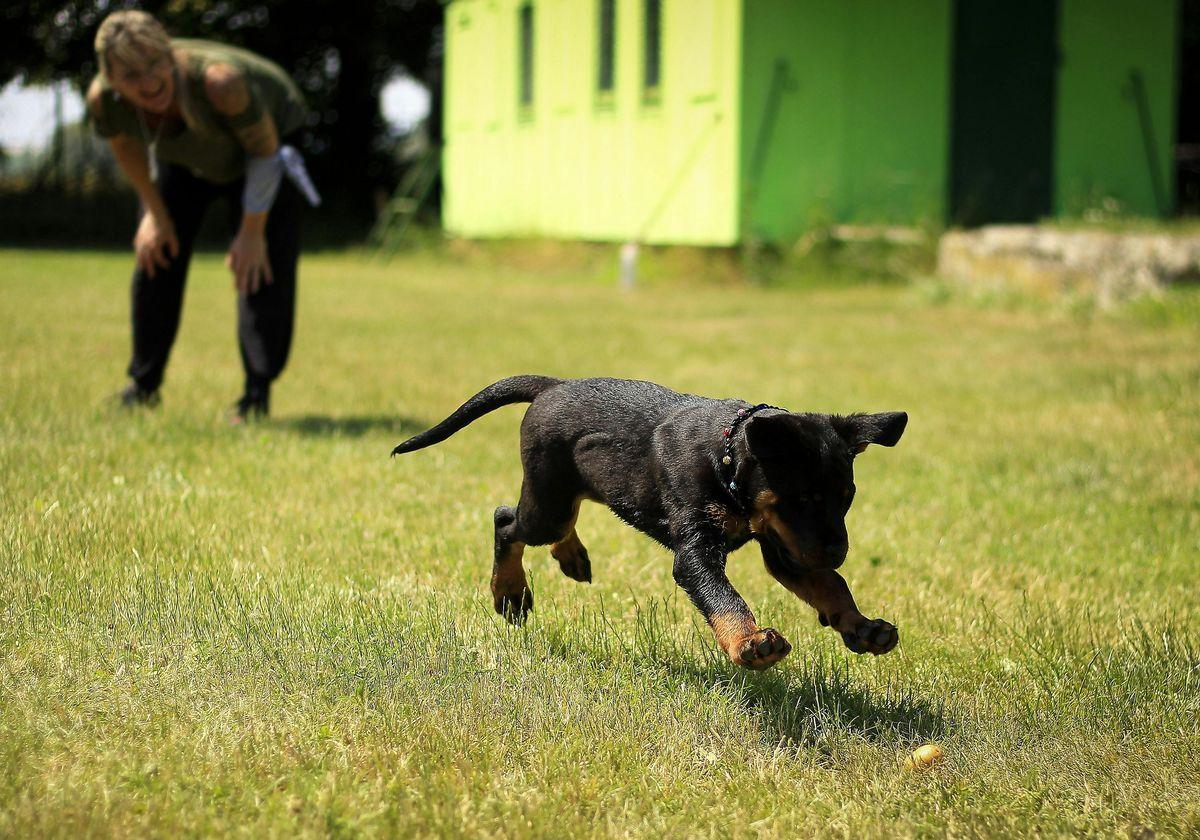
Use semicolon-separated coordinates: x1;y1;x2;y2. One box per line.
127;160;303;397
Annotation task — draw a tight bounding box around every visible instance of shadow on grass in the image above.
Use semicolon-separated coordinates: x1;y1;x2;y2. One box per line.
275;414;429;439
656;654;949;752
738;661;945;750
540;598;948;751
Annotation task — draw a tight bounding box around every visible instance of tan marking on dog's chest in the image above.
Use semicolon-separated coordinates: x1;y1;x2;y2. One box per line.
749;490;808;559
706;502;749;540
748;490;779;535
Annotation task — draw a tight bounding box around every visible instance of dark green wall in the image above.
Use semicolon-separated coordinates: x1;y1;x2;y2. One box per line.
949;0;1059;226
740;0;951;242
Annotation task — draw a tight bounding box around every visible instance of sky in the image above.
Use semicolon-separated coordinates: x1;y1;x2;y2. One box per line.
0;80;86;152
0;74;431;154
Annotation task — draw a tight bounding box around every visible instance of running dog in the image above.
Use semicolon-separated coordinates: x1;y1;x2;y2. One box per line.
392;375;907;670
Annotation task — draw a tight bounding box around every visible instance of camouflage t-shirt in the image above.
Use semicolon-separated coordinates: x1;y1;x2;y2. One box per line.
90;39;308;184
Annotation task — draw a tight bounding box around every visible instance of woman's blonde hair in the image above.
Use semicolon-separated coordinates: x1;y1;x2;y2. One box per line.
94;10;171;78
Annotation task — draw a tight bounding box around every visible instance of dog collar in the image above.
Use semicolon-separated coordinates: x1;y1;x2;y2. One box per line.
720;402;780;512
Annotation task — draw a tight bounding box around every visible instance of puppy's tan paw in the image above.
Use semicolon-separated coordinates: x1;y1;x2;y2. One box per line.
839;617;898;655
731;628;792;670
492;587;533;624
550;534;592;583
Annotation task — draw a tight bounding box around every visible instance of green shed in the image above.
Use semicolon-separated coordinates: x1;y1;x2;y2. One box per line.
442;0;1181;245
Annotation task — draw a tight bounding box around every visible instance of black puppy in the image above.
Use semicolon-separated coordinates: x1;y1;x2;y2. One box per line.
392;376;907;670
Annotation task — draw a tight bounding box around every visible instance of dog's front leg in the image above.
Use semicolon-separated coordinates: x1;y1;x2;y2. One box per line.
760;541;898;655
673;532;791;670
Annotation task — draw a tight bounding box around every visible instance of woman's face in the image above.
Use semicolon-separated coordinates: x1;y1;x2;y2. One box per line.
107;50;174;113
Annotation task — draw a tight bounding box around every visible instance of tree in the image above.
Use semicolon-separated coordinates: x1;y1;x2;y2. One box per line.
1;0;443;225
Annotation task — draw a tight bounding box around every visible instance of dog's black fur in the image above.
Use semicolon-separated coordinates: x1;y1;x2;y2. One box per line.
393;376;907;670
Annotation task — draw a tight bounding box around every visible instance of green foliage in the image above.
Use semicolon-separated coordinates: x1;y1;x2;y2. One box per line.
748;234;939;289
0;183;139;244
1;248;1198;836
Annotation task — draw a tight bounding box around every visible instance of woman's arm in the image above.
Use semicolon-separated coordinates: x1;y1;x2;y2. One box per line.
204;62;280;296
108;134;171;221
89;82;179;278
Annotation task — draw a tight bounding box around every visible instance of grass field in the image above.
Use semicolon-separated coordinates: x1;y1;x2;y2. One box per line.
2;246;1199;837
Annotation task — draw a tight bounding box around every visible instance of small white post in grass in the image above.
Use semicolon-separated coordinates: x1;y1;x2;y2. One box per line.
619;241;639;291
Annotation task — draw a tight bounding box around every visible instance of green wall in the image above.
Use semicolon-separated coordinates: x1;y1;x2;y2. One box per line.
1055;0;1179;217
740;0;951;242
443;0;743;244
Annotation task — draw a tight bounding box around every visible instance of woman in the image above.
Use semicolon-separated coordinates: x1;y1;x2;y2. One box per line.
88;10;319;421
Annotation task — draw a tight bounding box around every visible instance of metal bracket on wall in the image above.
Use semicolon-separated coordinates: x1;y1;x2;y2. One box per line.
1126;68;1169;215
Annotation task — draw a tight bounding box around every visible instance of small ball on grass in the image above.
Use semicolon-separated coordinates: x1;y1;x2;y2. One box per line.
903;744;945;770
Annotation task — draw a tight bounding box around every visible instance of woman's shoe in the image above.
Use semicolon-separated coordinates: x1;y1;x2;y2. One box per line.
229;392;269;425
116;382;160;408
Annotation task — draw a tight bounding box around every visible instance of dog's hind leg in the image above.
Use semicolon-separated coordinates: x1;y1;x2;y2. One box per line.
492;505;532;623
550;496;591;583
492;466;588;622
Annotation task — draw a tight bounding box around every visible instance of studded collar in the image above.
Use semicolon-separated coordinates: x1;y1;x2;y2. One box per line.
719;402;781;513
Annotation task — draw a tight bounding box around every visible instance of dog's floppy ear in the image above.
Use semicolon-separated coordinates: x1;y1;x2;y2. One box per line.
833;412;908;454
745;413;806;460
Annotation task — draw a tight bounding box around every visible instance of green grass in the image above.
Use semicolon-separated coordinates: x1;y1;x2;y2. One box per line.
2;246;1198;838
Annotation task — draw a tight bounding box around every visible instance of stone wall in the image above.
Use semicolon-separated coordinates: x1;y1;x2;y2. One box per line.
938;225;1200;305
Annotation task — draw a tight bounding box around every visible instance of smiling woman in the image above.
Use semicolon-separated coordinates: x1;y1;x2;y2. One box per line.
86;10;319;422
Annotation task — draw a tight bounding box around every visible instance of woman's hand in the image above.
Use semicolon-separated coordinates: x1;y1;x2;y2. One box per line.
226;227;273;296
133;212;179;278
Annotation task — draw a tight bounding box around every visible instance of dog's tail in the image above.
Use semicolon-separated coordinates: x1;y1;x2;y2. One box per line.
391;375;563;456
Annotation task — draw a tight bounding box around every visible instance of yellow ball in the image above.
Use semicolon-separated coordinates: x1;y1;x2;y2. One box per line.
904;744;945;770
